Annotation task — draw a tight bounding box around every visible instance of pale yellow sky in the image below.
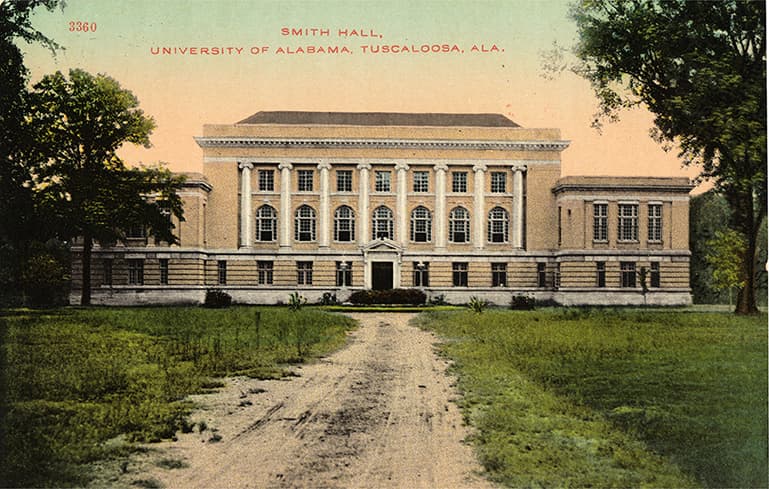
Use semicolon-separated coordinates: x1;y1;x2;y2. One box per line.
23;0;702;185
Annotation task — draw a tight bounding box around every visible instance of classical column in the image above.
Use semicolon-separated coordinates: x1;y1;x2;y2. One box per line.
434;162;448;249
473;163;487;249
238;161;254;248
318;161;331;248
278;161;293;249
512;164;527;249
395;162;409;245
357;163;371;245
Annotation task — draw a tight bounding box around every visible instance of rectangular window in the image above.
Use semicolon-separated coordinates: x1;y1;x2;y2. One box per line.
297;261;313;285
103;259;113;286
336;261;352;287
413;171;429;192
618;204;639;241
557;206;562;246
258;170;274;191
650;262;660;288
537;263;547;288
159;258;169;285
257;261;273;285
451;172;467;192
413;262;430;287
336;170;353;192
217;260;227;285
490;172;507;193
375;171;391;192
492;263;507;287
648;204;662;242
297;170;314;191
128;259;144;285
596;261;606;288
452;262;468;287
621;262;636;288
126;225;145;239
593;203;608;242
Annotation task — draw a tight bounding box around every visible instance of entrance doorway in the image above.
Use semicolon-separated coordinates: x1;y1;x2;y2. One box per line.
371;262;393;290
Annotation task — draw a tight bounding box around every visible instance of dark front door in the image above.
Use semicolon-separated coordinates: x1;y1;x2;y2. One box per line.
371;262;393;290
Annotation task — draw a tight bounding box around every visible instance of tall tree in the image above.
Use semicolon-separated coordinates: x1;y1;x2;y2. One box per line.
568;0;766;313
27;69;184;305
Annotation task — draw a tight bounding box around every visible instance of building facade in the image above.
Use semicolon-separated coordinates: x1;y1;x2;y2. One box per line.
71;111;693;305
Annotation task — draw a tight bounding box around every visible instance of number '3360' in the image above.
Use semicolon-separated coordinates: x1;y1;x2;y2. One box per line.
69;21;97;32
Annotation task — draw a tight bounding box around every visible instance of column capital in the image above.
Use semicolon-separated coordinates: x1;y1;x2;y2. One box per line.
394;162;410;172
278;161;293;171
473;163;488;173
238;161;254;171
511;164;528;173
356;162;372;171
433;162;449;173
317;161;332;171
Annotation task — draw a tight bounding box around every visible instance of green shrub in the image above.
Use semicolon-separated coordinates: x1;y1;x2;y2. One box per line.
467;296;489;313
319;292;338;305
288;292;306;311
203;289;231;308
510;294;535;310
348;288;426;305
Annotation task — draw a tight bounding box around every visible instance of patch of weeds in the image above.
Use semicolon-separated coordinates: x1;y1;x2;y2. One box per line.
131;478;164;489
248;387;266;395
2;306;355;487
207;432;222;443
200;379;225;390
155;458;188;470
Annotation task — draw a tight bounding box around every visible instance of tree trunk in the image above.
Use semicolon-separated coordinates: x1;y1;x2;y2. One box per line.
735;195;760;314
735;230;759;314
80;233;92;306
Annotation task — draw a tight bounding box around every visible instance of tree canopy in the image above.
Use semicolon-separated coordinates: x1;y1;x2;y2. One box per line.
26;69;184;305
569;0;766;313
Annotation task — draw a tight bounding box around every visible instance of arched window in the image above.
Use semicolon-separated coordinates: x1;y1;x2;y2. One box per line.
255;205;277;242
488;207;509;243
449;206;470;243
294;205;316;241
410;206;432;242
372;206;394;240
334;205;355;242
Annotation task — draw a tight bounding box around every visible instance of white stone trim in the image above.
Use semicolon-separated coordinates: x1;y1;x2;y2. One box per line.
556;194;690;202
196;136;570;152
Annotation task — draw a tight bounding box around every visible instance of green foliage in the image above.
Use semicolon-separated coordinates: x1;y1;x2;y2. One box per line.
417;309;768;488
25;69;185;305
203;289;232;308
318;292;338;306
467;296;489;313
690;191;734;303
0;1;66;304
510;294;535;310
0;306;355;487
288;292;306;311
348;288;427;305
706;229;747;295
568;0;766;313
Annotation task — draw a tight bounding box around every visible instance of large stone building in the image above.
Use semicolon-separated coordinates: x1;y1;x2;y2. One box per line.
71;111;694;305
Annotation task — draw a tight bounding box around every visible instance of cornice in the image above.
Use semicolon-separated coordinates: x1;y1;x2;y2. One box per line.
195;136;570;152
552;183;694;194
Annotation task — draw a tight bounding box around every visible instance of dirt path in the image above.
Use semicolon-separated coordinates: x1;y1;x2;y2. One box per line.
129;313;493;489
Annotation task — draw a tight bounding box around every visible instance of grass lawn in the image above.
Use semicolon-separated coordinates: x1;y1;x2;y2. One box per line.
416;308;768;488
0;306;355;488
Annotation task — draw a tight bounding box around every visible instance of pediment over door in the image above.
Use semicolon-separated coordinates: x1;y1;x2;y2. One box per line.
362;239;403;254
